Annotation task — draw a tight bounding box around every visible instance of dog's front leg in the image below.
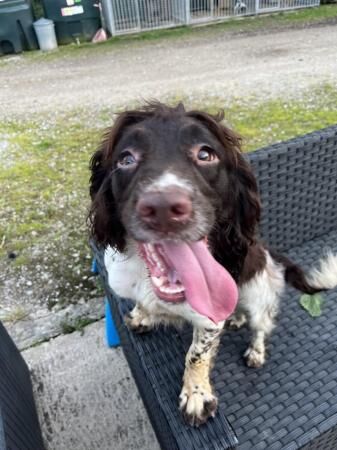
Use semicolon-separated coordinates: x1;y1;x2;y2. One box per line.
179;324;223;426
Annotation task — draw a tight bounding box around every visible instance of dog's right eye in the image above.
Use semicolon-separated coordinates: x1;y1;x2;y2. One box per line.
117;151;137;169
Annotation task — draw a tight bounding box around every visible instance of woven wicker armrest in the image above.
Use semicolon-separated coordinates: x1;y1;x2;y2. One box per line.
92;125;337;450
0;322;44;450
248;125;337;251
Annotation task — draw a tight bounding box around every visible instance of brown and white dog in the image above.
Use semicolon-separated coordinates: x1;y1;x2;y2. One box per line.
89;102;337;426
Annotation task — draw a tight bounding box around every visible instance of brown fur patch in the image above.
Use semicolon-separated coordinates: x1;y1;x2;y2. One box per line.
239;244;266;285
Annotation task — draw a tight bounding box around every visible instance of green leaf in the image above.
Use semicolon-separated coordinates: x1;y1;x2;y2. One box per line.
299;293;324;318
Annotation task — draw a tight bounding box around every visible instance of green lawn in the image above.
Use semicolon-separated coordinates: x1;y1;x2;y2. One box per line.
1;83;337;305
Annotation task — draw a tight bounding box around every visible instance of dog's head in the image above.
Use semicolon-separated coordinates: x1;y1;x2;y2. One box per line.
89;102;260;281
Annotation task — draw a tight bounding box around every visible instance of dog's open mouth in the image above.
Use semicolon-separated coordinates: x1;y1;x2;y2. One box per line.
138;239;239;323
139;242;186;302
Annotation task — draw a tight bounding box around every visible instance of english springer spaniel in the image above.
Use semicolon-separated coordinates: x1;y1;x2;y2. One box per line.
89;102;337;426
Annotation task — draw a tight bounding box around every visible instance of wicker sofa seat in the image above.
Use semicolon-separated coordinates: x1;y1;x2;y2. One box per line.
92;125;337;450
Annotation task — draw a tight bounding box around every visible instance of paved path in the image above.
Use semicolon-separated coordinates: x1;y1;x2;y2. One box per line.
1;24;337;118
23;320;160;450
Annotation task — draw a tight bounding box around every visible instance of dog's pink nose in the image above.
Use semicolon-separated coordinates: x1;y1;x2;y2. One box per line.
136;189;192;231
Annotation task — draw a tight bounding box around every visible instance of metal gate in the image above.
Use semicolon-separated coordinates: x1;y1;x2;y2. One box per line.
102;0;320;36
257;0;280;11
102;0;188;35
189;0;256;21
256;0;318;12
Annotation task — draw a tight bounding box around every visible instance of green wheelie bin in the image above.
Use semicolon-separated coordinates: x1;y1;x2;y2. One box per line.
0;0;38;55
42;0;100;44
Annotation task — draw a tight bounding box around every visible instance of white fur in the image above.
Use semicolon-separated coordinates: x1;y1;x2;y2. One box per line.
144;172;193;192
239;252;285;334
309;252;337;290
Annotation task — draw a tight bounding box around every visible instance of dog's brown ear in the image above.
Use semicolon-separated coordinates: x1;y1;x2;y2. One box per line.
188;109;260;280
88;144;126;251
175;102;186;114
227;153;261;245
88;110;150;251
187;109;260;242
187;109;242;157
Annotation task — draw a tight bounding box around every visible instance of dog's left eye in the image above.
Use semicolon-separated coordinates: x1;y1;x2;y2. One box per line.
195;146;218;163
117;151;137;168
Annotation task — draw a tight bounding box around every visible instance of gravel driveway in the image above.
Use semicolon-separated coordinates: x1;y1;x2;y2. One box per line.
1;23;337;118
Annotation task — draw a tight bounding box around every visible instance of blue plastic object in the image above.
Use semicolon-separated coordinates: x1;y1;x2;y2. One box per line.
91;258;99;275
105;297;120;347
91;257;119;346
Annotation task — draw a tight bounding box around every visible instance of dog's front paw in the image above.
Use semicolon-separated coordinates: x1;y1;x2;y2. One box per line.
244;346;265;368
226;313;247;330
124;313;152;334
179;385;218;426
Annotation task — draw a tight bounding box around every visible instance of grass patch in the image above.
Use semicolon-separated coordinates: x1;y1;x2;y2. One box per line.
172;83;337;150
61;316;97;335
0;113;103;305
1;5;336;65
1;83;336;306
2;306;29;324
216;84;337;150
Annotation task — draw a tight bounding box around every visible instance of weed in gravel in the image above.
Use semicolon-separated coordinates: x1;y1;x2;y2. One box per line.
61;316;98;335
2;306;29;323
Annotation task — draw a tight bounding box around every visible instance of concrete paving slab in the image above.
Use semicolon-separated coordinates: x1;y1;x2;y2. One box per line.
23;320;160;450
7;298;104;351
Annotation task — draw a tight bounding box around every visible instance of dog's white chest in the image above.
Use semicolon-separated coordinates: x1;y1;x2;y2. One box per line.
104;246;150;302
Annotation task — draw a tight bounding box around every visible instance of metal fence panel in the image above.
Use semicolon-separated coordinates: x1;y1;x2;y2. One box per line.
102;0;320;36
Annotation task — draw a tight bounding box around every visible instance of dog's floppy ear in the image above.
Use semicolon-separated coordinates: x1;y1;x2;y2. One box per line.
89;110;149;251
187;110;261;280
88;136;126;252
220;153;261;280
226;149;261;246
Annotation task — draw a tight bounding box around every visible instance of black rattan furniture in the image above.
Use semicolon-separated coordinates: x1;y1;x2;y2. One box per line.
0;322;44;450
92;125;337;450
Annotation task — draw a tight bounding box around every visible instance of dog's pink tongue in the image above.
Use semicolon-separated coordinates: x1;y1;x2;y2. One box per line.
161;241;238;323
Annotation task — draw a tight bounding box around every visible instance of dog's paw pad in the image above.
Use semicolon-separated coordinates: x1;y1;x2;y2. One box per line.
244;346;265;368
179;387;218;427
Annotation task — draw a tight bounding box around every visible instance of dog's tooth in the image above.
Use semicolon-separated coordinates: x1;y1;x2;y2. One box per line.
171;286;184;294
160;285;184;294
160;286;171;293
152;276;165;287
